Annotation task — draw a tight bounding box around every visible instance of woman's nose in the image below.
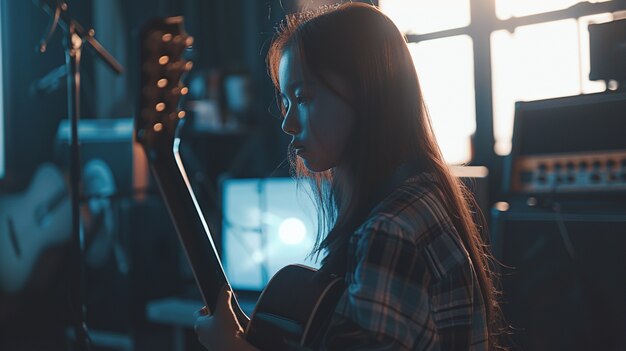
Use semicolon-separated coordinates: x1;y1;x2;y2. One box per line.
281;109;299;136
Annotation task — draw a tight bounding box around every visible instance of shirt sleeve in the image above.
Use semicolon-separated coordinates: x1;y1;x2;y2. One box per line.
323;221;439;350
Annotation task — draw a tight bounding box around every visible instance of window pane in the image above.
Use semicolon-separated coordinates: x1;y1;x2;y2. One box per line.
380;0;471;35
491;16;613;155
409;35;475;165
496;0;612;20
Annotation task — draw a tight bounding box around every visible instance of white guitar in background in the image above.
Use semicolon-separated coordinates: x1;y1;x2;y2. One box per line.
0;160;117;294
0;163;71;294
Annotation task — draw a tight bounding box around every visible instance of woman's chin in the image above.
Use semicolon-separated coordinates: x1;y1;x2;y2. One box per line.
302;158;332;173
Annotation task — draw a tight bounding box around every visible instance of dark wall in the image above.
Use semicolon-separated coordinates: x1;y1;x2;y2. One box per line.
0;0;273;191
1;0;94;192
1;0;371;192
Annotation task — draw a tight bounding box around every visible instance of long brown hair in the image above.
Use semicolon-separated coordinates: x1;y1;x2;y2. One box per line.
267;3;504;348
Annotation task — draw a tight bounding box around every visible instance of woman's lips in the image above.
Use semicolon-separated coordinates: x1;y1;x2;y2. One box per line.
291;142;305;154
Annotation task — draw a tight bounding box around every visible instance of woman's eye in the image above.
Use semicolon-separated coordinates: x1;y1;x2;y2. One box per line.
295;95;308;105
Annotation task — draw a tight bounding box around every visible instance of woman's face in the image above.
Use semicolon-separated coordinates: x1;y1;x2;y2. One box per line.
278;47;355;172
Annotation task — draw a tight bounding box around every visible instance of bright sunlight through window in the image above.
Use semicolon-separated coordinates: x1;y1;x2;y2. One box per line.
408;35;476;165
495;0;612;20
379;0;471;34
491;14;612;155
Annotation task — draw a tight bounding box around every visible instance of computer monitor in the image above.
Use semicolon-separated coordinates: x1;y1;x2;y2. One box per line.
221;177;320;291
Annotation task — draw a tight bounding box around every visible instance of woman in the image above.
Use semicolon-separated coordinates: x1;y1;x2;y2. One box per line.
195;3;503;350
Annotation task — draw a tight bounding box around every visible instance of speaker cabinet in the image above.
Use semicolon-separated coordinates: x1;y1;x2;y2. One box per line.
491;201;626;350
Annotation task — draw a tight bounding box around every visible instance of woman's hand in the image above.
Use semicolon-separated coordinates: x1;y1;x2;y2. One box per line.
194;286;258;351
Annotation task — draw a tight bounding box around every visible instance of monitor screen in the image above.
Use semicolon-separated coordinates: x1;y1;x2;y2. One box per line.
221;177;320;291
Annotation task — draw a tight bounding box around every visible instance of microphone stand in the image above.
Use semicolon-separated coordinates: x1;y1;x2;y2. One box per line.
35;1;123;350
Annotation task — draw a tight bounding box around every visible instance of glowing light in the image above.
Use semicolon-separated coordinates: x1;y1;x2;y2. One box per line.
251;251;264;264
157;78;168;88
494;201;510;212
278;217;307;245
158;56;170;65
155;102;165;112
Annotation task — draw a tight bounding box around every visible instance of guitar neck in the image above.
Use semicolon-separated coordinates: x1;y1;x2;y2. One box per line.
148;139;248;325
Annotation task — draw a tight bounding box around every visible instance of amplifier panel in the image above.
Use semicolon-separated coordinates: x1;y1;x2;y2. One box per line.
511;150;626;193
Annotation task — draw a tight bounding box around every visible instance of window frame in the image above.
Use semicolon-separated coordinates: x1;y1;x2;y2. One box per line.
394;0;626;171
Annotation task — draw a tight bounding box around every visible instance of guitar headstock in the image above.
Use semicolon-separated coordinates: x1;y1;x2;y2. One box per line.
136;16;193;156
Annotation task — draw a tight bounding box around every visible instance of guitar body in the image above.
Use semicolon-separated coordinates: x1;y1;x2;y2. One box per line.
0;163;70;293
247;265;345;350
137;17;346;349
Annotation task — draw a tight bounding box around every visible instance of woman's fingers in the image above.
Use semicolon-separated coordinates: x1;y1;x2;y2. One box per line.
194;306;209;319
193;286;248;350
212;286;231;318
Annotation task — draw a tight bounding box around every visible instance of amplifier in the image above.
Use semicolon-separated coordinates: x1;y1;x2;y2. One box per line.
491;201;626;350
54;118;149;198
504;92;626;196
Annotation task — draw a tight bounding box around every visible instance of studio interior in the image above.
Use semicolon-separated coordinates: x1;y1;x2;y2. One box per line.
0;0;625;350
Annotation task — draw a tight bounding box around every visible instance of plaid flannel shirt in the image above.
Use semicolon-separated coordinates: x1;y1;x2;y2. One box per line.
323;172;489;350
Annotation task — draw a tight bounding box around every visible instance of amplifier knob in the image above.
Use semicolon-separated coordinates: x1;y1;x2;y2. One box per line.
592;160;602;169
607;159;616;169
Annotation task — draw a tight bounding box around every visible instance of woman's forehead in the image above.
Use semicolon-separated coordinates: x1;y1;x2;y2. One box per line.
278;46;353;103
278;47;312;91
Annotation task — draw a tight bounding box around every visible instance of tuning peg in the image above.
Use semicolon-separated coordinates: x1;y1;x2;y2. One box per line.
157;78;168;88
158;55;170;65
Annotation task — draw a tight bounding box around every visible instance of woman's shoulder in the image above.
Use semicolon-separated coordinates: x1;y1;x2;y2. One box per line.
352;172;472;281
358;172;456;246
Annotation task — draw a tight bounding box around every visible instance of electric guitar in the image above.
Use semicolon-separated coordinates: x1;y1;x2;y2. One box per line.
136;17;345;350
0;163;71;294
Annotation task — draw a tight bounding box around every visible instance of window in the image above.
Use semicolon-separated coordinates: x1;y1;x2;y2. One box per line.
380;0;474;164
491;13;611;154
380;0;471;34
495;0;611;20
379;0;623;163
408;36;475;165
